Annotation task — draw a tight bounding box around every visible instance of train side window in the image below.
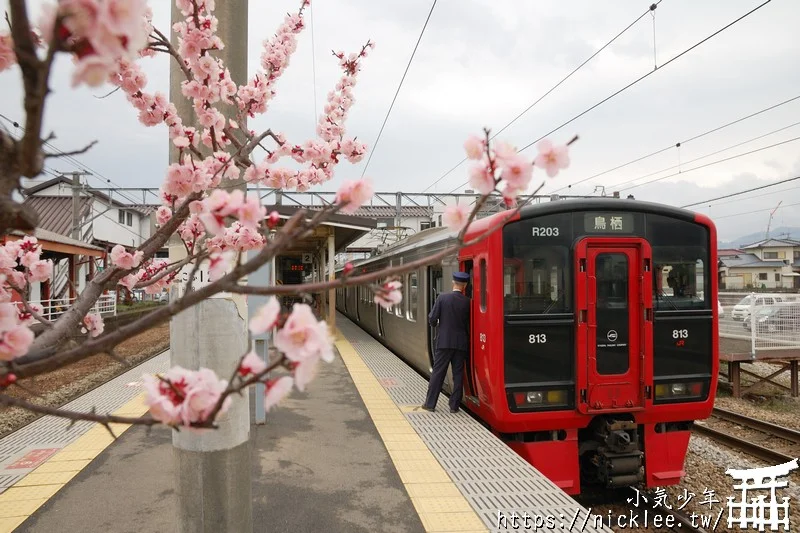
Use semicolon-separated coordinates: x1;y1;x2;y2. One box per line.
479;258;487;313
408;272;418;321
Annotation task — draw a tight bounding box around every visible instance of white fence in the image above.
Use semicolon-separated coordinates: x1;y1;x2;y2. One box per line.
719;291;800;352
15;293;117;323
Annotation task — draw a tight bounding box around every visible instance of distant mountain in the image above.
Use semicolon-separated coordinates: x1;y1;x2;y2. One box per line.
719;226;800;248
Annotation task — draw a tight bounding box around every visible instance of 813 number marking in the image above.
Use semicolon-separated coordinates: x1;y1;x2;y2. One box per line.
529;334;547;344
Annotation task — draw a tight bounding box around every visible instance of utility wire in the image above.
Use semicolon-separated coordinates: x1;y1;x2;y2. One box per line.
620;135;800;192
681;175;800;208
611;120;800;190
422;1;663;193
517;0;773;154
446;0;775;194
550;93;800;194
360;0;437;178
0;111;147;206
699;184;800;208
713;201;800;220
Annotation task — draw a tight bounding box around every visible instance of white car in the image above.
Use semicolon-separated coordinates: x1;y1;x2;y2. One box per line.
718;300;724;317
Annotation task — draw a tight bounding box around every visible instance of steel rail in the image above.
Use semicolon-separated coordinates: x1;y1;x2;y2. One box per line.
692;424;796;464
712;407;800;445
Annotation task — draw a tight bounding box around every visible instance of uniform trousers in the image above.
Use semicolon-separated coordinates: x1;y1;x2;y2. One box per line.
423;348;467;411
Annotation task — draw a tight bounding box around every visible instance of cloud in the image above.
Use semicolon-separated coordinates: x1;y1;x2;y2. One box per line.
1;0;798;242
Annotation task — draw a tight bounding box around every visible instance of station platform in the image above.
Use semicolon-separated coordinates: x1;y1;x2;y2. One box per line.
0;315;605;532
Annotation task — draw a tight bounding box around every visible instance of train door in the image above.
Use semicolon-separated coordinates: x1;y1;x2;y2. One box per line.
460;259;479;402
427;266;443;370
576;238;653;413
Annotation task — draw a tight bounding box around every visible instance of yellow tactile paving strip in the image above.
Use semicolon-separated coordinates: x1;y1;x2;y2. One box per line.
334;332;488;533
0;394;149;533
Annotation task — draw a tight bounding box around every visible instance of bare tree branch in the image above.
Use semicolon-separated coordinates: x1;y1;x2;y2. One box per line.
0;393;160;427
44;140;99;159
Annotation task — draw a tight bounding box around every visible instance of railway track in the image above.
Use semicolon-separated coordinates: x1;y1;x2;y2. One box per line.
692;407;800;464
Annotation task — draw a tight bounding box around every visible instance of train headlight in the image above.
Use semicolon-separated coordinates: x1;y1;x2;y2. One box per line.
654;381;705;401
511;389;569;409
526;391;544;404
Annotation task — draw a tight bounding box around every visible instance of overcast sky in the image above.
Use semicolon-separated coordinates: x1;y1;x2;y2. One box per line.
2;0;799;242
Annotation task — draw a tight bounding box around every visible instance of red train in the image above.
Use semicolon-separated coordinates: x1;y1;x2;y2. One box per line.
336;198;718;494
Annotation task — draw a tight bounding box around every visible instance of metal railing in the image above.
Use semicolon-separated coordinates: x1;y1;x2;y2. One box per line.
719;291;800;353
15;293;117;323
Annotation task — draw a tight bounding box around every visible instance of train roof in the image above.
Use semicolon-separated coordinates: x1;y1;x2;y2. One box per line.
335;198;706;272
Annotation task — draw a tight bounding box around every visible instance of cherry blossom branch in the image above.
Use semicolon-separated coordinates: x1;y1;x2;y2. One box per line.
149;27;192;81
0;393;160;429
9;208;315;378
134;252;205;289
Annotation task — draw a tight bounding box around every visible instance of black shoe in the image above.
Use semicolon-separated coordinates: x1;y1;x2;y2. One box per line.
420;405;435;412
449;408;459;413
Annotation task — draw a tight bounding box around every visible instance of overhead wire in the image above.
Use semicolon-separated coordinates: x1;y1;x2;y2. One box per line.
681;175;800;208
610;120;800;190
421;1;664;193
446;0;775;194
550;93;800;194
712;201;800;220
619;135;800;192
360;0;437;178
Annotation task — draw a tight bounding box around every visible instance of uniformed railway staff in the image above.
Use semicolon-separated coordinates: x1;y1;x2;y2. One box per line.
422;271;471;413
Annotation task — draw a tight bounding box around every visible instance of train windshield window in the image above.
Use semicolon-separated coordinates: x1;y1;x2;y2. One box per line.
502;247;571;314
653;251;707;310
480;259;487;312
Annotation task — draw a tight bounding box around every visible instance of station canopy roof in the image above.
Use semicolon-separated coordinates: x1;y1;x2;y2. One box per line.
264;205;377;255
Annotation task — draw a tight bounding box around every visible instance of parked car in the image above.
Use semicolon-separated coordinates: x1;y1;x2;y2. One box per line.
743;303;800;333
718;300;724;318
730;294;792;321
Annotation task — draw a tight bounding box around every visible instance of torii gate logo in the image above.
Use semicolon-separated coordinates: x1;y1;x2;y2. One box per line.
725;458;799;530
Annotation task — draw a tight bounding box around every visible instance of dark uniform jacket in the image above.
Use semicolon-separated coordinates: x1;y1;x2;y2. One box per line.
428;290;470;351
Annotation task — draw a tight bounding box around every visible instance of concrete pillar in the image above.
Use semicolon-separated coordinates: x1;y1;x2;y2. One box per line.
169;1;251;532
328;231;335;328
248;253;274;425
171;298;252;533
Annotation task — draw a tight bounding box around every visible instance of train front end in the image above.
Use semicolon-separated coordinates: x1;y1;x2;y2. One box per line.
462;200;718;495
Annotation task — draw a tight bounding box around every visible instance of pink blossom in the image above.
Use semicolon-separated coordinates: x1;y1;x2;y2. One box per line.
493;140;517;165
118;272;142;291
109;244;143;270
442;204;471;232
293;359;318;392
534;139;570;178
264;376;294;411
0;325;34;361
500;154;533;193
72;55;116;88
82;312;104;337
335;178;374;214
143;366;231;427
0;303;17;331
464;135;485;160
28;260;53;283
238;351;267;377
0;247;16;269
275;304;334;364
468;162;495;195
237;196;266;230
98;0;148;45
17;304;43;327
0;34;16;73
156;206;172;225
208;251;235;282
181;368;230;426
6;270;26;290
374;280;402;310
173;136;190;149
249;297;280;334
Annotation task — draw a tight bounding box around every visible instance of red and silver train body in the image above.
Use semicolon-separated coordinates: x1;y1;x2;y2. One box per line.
335;198;718;494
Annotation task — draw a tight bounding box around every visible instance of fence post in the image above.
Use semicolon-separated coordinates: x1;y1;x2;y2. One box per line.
750;292;756;359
